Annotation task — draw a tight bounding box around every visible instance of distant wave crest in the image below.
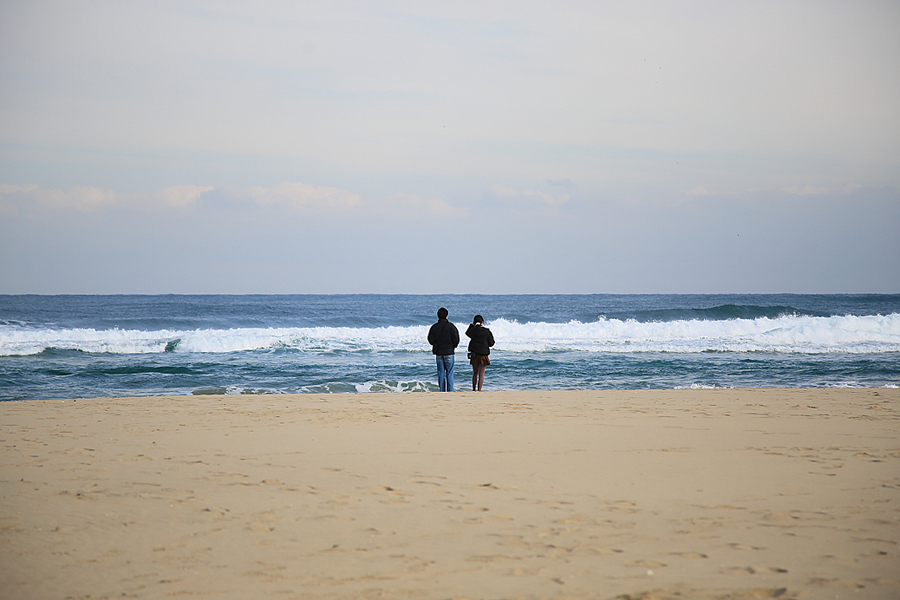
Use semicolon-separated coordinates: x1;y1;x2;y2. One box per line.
1;313;898;356
626;304;820;322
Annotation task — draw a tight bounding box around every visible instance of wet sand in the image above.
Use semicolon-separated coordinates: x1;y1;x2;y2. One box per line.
1;388;898;599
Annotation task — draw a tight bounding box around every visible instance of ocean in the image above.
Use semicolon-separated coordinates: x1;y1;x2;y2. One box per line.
1;294;899;401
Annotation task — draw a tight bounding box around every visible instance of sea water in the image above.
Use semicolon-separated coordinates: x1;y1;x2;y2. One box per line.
1;294;898;401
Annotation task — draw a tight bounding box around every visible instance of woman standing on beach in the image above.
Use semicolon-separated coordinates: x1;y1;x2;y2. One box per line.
466;315;494;391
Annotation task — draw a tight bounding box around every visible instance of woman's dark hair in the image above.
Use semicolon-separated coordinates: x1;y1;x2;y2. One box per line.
437;307;449;319
473;314;484;325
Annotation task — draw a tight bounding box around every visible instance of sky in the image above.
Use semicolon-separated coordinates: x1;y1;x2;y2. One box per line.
1;0;898;294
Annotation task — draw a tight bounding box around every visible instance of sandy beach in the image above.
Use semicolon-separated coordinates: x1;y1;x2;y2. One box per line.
1;388;898;599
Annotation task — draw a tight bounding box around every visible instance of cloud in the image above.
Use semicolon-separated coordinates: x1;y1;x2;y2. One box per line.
680;184;849;200
0;182;470;219
243;182;364;212
0;183;215;213
0;184;39;195
782;185;830;196
157;185;214;208
373;192;467;218
487;184;568;209
209;183;467;219
0;184;118;213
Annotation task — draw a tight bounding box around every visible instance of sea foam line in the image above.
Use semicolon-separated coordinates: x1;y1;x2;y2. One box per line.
1;313;898;356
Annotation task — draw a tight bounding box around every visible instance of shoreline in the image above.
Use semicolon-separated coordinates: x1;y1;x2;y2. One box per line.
2;388;898;599
9;383;900;404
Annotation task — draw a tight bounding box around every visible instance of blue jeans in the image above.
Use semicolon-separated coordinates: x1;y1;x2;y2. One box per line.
435;354;455;392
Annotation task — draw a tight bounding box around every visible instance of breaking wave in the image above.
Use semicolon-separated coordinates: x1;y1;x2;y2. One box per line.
2;313;898;357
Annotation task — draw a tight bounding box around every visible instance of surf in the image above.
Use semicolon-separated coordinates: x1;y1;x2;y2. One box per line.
2;312;899;356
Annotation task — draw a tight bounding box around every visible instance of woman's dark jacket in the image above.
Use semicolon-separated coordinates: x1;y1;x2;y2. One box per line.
466;324;495;356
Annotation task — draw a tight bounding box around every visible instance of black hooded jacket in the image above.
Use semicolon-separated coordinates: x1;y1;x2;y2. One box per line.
465;323;495;356
428;318;460;355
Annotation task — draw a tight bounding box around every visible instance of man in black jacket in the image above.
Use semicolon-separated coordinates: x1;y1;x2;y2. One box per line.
427;307;460;391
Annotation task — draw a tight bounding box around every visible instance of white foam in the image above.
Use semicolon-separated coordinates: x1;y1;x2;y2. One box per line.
674;383;734;390
1;313;899;357
354;380;433;393
488;313;900;354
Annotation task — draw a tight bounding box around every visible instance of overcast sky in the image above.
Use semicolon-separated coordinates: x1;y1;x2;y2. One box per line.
1;1;898;294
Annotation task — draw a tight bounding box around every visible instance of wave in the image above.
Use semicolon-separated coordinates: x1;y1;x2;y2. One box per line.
1;313;899;357
618;304;822;322
490;314;900;353
190;380;433;395
0;325;427;356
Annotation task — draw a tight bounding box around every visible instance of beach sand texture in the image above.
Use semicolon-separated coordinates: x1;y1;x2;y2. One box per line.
1;389;898;600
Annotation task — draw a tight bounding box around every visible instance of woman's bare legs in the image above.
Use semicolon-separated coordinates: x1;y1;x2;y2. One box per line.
472;364;486;391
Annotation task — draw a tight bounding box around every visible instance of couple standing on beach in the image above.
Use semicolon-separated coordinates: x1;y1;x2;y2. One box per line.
427;307;495;392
